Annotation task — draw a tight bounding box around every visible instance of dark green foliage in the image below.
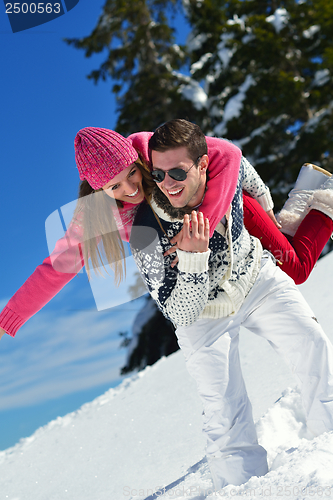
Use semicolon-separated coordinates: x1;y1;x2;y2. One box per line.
65;0;205;134
186;0;333;205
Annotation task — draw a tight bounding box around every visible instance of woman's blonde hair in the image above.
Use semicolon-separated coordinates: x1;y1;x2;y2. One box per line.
72;154;154;285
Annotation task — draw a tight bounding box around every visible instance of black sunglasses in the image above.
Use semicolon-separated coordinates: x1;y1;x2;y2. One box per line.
151;156;202;183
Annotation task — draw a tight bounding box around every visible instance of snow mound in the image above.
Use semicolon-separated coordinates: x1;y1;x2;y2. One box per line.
1;252;333;499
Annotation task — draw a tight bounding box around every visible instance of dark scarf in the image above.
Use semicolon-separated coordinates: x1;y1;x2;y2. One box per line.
152;186;194;220
152;171;209;220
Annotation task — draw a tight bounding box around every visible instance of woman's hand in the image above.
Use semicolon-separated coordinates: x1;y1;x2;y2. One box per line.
0;328;6;340
164;211;209;267
266;209;282;229
163;225;185;266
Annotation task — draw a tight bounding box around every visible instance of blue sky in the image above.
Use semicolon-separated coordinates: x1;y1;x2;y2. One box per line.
0;0;189;450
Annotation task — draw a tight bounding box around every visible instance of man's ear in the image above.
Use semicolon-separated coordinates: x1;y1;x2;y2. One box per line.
199;154;209;173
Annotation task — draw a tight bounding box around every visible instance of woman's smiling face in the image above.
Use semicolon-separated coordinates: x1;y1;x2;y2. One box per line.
102;163;145;204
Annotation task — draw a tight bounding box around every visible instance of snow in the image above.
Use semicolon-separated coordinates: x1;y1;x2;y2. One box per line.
305;101;333;133
227;15;246;31
1;251;333;499
191;53;213;74
180;80;208;110
214;75;256;136
98;13;111;30
187;33;208;52
313;69;330;88
242;33;254;45
266;8;289;34
171;44;185;58
217;33;236;69
303;25;320;39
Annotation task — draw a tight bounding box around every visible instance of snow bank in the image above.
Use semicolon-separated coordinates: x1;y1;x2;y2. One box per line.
1;252;333;499
0;354;205;500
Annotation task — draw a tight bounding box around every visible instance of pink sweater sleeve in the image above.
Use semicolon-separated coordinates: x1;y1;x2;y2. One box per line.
0;218;85;337
201;137;242;237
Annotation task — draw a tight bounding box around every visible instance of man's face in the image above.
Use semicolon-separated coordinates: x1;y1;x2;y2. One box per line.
151;147;208;209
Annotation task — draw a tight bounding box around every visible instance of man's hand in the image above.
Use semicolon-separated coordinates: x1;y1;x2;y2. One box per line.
0;328;6;340
164;211;209;267
266;209;282;229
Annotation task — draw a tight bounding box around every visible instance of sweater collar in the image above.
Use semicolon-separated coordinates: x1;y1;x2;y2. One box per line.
150;196;184;223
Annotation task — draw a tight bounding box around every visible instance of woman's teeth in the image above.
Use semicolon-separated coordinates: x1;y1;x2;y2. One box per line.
127;188;139;197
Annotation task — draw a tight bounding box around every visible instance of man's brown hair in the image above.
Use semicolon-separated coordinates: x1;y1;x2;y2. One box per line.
149;119;208;162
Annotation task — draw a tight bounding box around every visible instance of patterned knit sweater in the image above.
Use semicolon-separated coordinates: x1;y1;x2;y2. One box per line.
130;157;267;327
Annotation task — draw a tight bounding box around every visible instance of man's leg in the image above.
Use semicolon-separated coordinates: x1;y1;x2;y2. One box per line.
242;255;333;436
176;318;268;489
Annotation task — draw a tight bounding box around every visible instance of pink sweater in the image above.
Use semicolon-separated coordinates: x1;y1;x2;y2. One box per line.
0;134;241;337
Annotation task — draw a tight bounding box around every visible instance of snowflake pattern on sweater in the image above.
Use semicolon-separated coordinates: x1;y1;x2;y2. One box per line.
130;157;266;327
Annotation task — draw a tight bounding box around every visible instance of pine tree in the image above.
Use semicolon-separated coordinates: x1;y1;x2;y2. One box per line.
120;297;178;375
185;0;333;202
65;0;205;135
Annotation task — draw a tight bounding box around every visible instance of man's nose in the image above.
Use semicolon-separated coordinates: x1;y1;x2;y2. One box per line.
162;172;176;188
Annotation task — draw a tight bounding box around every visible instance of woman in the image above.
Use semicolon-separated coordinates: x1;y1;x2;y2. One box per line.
0;127;155;338
0;126;332;339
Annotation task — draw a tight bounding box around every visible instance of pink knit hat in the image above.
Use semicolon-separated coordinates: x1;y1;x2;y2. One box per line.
74;127;139;189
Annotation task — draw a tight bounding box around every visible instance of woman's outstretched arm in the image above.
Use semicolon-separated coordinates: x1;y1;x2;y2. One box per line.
0;218;84;337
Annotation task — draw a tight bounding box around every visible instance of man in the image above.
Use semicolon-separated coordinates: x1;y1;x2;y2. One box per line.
129;119;333;490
